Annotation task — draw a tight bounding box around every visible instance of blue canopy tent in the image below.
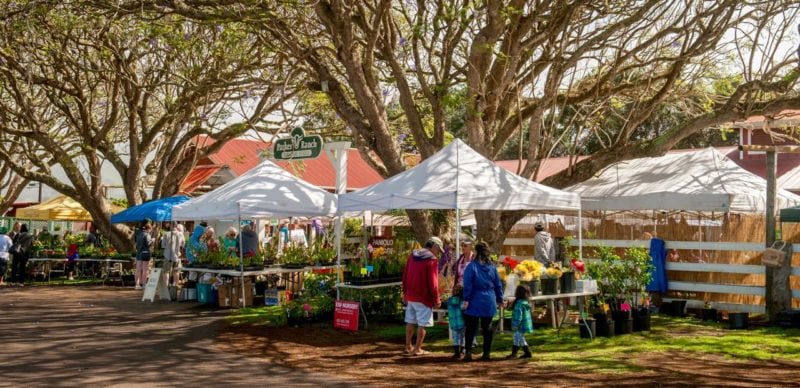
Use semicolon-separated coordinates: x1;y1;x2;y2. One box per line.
111;195;190;223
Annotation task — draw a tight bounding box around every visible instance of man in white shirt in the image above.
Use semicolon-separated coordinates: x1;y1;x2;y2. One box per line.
288;221;308;248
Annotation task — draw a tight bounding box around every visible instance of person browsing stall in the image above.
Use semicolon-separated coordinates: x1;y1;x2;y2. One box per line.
0;227;12;286
462;241;503;361
402;237;442;356
134;222;155;290
533;221;555;266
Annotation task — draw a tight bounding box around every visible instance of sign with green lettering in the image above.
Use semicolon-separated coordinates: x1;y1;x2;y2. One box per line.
273;127;324;160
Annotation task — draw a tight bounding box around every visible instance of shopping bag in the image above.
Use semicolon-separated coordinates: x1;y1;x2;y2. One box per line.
762;241;787;267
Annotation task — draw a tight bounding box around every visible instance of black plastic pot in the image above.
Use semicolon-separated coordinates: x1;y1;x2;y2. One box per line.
579;318;596;339
560;273;576;294
632;307;651;332
613;310;633;335
728;312;749;330
520;280;540;296
671;300;687;317
594;313;615;338
541;278;559;295
701;308;718;322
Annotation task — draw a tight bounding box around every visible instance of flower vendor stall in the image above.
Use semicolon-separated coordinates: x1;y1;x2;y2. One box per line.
338;139;584;327
172;159;338;307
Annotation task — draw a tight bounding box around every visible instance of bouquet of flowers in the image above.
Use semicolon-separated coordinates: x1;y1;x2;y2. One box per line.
514;260;543;281
497;256;520;282
542;264;563;279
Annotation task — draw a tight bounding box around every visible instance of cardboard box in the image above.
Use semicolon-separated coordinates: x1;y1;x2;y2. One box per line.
217;284;233;307
232;279;254;308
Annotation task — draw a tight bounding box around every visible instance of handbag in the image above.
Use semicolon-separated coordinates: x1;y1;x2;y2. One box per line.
762;241;787;267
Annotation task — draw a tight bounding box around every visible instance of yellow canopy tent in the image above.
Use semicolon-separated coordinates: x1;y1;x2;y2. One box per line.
16;195;125;221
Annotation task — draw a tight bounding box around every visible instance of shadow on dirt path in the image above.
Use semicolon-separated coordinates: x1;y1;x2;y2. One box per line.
0;286;350;387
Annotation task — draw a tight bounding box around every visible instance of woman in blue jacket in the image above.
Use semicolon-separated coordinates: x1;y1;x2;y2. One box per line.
461;241;503;361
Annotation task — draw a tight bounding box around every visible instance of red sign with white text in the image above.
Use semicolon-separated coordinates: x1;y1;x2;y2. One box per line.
334;300;360;331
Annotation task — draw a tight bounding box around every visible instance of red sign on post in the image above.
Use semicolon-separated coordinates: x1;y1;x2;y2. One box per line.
334;300;360;331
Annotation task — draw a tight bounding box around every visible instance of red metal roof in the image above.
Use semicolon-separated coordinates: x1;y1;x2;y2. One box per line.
179;165;222;194
190;136;383;191
495;156;588;182
730;109;800;128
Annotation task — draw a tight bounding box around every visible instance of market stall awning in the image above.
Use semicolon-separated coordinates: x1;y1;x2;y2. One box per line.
172;159;337;220
338;139;580;212
111;195;191;223
568;147;800;212
16;195;125;221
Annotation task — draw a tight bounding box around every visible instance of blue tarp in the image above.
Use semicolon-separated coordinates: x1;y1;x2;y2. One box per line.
646;237;668;293
110;196;190;223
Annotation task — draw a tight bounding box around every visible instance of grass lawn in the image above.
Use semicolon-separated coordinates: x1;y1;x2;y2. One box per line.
373;315;800;373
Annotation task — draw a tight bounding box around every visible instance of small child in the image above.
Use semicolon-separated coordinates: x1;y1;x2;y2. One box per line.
447;284;466;359
509;284;533;359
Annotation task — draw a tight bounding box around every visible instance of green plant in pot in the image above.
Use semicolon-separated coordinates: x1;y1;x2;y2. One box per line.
623;246;654;331
312;242;336;266
280;244;311;268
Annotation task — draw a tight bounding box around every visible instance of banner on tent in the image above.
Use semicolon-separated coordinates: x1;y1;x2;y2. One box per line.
334;300;360;331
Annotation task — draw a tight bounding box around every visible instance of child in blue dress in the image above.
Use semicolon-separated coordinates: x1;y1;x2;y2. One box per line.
447;284;466;359
509;284;533;358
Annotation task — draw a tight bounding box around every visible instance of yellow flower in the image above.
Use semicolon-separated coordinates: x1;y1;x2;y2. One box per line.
497;266;508;282
544;266;563;279
514;260;543;281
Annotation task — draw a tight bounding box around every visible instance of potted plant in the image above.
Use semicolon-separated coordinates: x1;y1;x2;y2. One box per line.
280;244;311;268
514;260;543;296
701;300;718;322
625;246;654;332
312;244;337;267
587;245;628;334
541;265;562;295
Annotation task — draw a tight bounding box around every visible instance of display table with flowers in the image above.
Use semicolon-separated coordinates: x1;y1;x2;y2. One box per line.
501;290;599;338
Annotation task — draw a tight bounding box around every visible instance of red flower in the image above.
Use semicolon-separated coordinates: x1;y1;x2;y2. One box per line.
570;258;585;273
503;256;519;270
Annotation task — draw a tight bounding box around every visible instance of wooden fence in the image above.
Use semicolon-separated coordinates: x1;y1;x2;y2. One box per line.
502;237;800;313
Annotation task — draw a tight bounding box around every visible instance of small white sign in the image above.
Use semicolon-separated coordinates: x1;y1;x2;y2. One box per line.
142;268;162;303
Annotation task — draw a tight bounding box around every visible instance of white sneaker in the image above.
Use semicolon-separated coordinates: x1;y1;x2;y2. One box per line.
135;285;142;290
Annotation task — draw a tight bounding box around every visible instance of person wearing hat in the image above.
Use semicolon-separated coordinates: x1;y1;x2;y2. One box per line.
453;238;475;288
533;221;555;266
0;227;12;286
402;236;443;356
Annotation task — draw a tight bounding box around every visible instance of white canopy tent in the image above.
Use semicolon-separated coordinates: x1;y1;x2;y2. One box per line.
338;139;581;212
339;139;582;260
172;159;337;307
778;164;800;193
172;159;337;220
567;147;800;212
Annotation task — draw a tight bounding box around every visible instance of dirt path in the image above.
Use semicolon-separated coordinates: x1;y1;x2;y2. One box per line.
0;286;348;387
3;286;798;387
217;322;800;387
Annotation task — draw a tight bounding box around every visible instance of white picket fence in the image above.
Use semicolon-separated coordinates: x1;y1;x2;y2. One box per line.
503;238;800;314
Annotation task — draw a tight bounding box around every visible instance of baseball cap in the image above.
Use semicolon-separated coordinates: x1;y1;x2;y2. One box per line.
460;238;473;245
427;236;444;250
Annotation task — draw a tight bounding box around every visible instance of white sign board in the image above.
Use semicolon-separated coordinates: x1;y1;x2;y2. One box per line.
142;268;162;303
